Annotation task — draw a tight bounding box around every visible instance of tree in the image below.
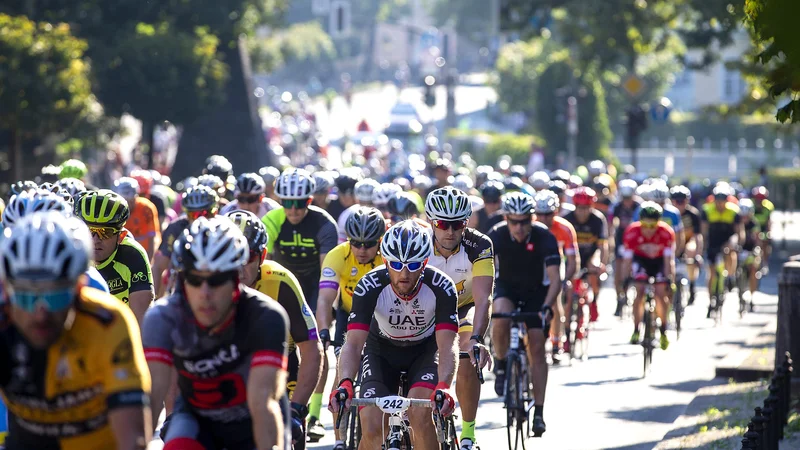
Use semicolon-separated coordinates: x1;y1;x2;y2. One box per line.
0;14;92;180
744;0;800;123
250;21;337;75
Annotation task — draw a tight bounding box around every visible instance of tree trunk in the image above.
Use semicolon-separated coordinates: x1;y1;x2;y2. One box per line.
172;38;269;181
142;119;155;170
11;127;22;182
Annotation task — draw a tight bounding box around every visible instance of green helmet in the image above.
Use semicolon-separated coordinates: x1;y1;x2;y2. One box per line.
75;189;130;229
59;159;88;180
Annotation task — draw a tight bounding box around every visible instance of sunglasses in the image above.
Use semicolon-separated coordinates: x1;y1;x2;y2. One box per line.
387;261;425;272
641;220;659;229
186;209;216;221
89;226;120;240
282;199;311;209
238;194;261;204
506;217;532;226
10;287;74;313
184;270;238;287
537;212;554;218
432;219;467;231
248;251;262;264
351;240;379;249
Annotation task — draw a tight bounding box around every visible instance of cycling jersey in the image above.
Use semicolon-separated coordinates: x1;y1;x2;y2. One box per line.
563;209;609;265
680;205;702;243
126;196;160;256
336;204;359;244
547;216;578;257
158;216;190;257
488;221;561;292
559;202;576;217
754;199;774;229
0;287;150;450
96;231;154;303
319;242;382;313
701;202;741;249
476;208;504;235
254;260;318;353
428;227;494;308
742;220;761;252
86;267;110;293
262;206;338;287
622;222;675;260
142;287;289;426
593;197;612;215
633;203;683;232
347;266;458;345
325;197;347;222
220;198;280;218
610;199;641;240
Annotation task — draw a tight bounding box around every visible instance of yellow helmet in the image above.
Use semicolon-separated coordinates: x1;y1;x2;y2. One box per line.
75;189;130;229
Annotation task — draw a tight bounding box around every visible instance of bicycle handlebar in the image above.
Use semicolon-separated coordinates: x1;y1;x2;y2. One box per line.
491;312;542;320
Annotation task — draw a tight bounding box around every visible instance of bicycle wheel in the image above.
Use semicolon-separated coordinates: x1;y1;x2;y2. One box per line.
345;406;360;450
505;354;520;450
673;282;682;341
737;267;748;317
642;301;653;378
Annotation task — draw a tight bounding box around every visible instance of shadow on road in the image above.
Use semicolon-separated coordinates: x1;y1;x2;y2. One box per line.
604;441;661;450
563;376;640;388
652;378;725;394
605;403;686;424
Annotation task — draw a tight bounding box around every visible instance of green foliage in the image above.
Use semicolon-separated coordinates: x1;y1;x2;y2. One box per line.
447;129;544;166
250;21;337;74
493;39;566;118
0;14;92;136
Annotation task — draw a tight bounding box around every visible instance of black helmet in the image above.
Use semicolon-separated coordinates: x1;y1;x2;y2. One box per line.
479;181;505;203
548;180;567;196
9;180;38;199
639;201;663;221
335;169;361;195
387;192;419;221
226;210;268;255
670;185;691;201
203;155;234;181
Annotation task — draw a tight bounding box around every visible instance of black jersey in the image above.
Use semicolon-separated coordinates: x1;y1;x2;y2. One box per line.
158;217;190;257
476;208;504;234
325;197;346;222
564;209;608;263
347;266;459;347
488;221;561;291
142;287;289;425
680;205;702;242
610;199;641;240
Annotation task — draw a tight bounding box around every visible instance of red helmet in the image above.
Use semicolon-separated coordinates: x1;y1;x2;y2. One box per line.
572;186;597;206
751;186;769;201
130;169;153;196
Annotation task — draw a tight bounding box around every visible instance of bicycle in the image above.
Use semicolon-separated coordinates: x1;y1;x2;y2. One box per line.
565;269;591;362
736;248;760;317
641;277;659;378
672;259;690;340
491;309;548;450
708;251;728;324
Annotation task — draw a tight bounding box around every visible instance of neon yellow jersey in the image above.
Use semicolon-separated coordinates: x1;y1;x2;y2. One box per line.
319;242;382;313
428;228;494;308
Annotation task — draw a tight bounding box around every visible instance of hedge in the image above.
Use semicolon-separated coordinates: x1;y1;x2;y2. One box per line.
768;168;800;210
446;130;545;166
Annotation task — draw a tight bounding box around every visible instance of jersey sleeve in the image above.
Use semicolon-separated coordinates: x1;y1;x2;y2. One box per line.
103;303;151;410
262;209;283;255
125;240;154;293
149;201;161;240
691;211;702;235
429;270;459;333
319;244;346;291
469;232;494;278
622;226;637;258
158;221;182;256
141;301;177;366
337;211;349;244
598;213;609;240
542;230;562;268
317;218;339;254
347;270;382;332
486;228;503;257
249;299;290;371
275;272;318;344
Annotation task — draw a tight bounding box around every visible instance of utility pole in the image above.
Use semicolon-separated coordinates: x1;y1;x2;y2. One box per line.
566;96;578;170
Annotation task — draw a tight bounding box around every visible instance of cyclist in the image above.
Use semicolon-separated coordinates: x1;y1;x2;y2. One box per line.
142;216;290;450
312;171;335;209
198;174;230;208
113;177;161;260
325;169;361;222
701;184;743;318
737;199;762;306
227;210;323;449
670;185;704;305
592;176;613;216
75;190;154;325
152;185;220;297
563;187;609;323
634;182;685;256
336;178;380;244
316;206;385;450
489;192;561;436
203;154;236;202
131;169;168;227
259;166;282;201
387;191;422;225
372;183;401;219
610;179;641;316
622;202;675;350
425;187;494;449
329;220;459;450
533;190;579;361
59;158;97;189
751;186;773;269
475;181;505;234
530;171;550;192
262;168;338;440
221;172;280;217
55;177;87;200
0;212;151;449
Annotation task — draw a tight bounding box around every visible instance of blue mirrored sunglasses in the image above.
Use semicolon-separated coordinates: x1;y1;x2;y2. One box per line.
10;288;74;313
387;261;424;272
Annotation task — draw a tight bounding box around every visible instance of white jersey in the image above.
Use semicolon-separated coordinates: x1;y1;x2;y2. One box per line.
337;204;361;243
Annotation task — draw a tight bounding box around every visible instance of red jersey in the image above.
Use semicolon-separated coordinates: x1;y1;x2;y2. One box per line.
622;222;675;259
547;216;578;256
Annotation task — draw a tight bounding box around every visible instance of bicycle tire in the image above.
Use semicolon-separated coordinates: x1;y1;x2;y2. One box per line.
737;266;748;317
673;282;682;340
642;299;653;378
505;354;521;450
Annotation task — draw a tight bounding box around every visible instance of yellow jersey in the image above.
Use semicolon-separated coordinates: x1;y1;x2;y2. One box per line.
0;287;150;450
428;227;495;308
319;242;382;313
254;260;318;353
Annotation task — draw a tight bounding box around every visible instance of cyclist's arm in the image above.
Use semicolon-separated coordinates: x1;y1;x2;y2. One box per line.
109;407;151;450
339;274;379;381
152;251;170;298
663;234;676;280
436;329;459;387
471;241;495;338
141;305;177;432
317;218;339;267
565;253;578;282
735;216;745;246
434;280;459;387
543;234;562;308
338;329;367;382
128;244;156;324
315;287;338;332
129;291;152;326
622;228;635;278
700;219;710;247
598;214;610;266
675;227;685;258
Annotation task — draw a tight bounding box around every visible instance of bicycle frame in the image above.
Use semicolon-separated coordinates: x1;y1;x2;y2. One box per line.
337;396;433;450
641;279;657;377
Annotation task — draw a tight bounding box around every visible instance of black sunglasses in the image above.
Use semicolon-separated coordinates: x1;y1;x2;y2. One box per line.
507;217;532;226
282;199;310;209
351;240;379;249
184;271;238;287
238;194;261;204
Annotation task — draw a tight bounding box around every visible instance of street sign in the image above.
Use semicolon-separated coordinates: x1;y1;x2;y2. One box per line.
622;75;646;98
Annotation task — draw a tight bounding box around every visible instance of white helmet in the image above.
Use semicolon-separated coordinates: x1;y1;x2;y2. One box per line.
235;173;267;196
380;220;432;263
355;179;380;203
412;175;433;192
738;198;755;216
114;177;140;200
313;171;335;195
650;183;670;203
588;160;607;177
425;186;472;222
183;185;219;212
502;192;534;215
618;179;638;198
637;184;654;201
531;171;551;191
451;174;474;193
2;190;70;227
372;183;400;207
0;211;92;283
275;168;315;200
197;174;225;192
172;216;249;272
533;190;559;214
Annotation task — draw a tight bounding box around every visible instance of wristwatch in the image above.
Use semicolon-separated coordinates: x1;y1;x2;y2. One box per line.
470;334;484;345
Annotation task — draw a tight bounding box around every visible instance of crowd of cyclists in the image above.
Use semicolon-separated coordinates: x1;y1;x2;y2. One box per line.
0;151;774;450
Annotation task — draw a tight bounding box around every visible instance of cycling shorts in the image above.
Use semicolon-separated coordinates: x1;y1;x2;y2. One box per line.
493;282;546;329
632;255;668;284
458;303;475;334
360;337;439;399
287;350;299;401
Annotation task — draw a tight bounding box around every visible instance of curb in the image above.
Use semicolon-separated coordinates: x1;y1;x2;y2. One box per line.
715;321;776;382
